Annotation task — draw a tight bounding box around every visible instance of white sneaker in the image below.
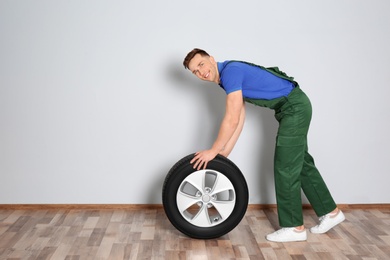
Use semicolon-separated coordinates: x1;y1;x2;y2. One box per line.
310;210;345;234
266;227;307;242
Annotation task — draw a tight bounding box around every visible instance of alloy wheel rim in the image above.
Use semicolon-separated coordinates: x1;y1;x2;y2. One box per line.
176;170;236;227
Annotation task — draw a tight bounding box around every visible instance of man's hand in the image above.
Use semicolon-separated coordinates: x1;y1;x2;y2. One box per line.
190;149;219;170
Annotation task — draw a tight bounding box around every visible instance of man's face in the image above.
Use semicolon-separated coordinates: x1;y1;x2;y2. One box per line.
188;54;219;84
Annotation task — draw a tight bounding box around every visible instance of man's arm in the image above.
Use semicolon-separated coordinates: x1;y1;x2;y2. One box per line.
191;90;244;170
219;102;245;157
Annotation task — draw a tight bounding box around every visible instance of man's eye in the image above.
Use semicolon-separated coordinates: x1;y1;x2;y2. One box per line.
200;63;204;67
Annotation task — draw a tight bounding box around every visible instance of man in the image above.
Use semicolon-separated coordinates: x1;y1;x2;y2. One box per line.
183;48;345;242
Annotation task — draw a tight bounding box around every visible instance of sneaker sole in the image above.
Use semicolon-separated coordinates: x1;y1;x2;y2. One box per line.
266;236;307;243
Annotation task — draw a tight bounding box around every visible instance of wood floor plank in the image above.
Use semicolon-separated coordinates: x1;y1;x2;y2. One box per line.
128;243;140;260
108;243;125;260
50;243;72;260
95;236;116;259
0;207;390;259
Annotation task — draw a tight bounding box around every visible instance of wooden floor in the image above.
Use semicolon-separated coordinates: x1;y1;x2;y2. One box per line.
0;206;389;260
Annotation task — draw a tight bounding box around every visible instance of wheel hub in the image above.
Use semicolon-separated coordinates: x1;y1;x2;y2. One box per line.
202;194;211;202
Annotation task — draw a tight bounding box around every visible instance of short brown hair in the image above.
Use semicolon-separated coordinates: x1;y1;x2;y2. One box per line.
183;48;210;69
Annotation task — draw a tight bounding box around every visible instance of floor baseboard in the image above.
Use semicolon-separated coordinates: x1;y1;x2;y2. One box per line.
0;203;389;210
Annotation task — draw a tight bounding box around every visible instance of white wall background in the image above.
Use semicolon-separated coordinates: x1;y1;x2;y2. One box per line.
1;0;389;204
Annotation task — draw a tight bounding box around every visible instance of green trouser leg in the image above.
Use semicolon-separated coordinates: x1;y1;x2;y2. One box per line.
246;87;337;227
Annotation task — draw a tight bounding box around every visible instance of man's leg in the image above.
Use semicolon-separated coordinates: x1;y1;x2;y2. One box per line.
273;88;312;227
266;88;311;242
300;148;345;234
300;149;337;217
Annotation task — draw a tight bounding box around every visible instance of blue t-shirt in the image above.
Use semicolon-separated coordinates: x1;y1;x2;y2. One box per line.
217;61;294;100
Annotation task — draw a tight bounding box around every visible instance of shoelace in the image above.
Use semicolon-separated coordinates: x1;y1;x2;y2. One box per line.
317;214;331;227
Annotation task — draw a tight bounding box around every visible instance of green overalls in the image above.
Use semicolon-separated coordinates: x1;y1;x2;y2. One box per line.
241;62;337;227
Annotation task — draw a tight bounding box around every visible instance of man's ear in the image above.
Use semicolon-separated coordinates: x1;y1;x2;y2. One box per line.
209;56;216;65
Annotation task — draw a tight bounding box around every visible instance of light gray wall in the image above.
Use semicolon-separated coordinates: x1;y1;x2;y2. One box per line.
1;0;389;204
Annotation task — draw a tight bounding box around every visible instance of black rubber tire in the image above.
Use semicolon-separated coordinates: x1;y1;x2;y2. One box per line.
162;153;249;239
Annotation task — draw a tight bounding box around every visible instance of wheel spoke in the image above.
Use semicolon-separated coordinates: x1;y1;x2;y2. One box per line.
183;170;205;192
176;192;199;213
190;205;211;226
212;201;235;220
212;173;235;194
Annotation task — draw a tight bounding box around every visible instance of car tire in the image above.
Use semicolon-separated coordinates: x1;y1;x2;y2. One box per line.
162;153;249;239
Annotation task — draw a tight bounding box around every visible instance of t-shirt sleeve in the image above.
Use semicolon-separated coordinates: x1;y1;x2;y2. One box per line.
220;65;244;94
